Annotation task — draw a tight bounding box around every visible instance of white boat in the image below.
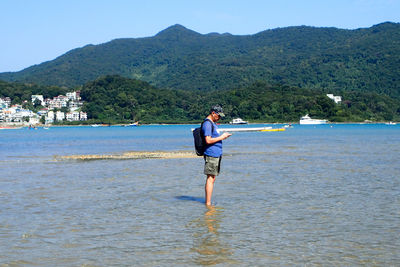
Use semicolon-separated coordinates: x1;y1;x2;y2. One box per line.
190;126;272;133
230;118;248;124
299;114;327;125
125;121;139;127
218;127;272;132
385;122;397;125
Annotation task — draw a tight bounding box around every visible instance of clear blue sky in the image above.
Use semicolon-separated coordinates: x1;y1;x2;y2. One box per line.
1;0;399;72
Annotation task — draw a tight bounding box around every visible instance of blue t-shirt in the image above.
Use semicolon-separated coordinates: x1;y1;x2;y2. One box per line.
201;119;222;157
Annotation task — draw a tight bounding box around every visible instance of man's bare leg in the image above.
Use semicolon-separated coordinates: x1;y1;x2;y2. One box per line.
205;175;216;205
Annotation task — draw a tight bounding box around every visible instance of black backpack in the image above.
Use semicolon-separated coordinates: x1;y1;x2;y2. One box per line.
193;119;214;156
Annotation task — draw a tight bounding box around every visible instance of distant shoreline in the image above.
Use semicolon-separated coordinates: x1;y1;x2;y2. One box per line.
1;121;398;128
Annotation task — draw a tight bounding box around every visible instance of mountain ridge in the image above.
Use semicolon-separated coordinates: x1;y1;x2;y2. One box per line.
1;22;399;96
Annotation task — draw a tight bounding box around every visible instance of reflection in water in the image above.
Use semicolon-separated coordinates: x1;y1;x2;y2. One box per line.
190;206;236;266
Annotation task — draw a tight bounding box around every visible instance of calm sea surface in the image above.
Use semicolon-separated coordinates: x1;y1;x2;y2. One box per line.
1;124;399;266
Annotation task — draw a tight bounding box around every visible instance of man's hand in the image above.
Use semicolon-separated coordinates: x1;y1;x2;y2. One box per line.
221;132;232;140
205;132;232;144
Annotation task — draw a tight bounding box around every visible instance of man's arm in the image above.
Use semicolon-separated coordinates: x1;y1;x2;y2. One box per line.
205;132;232;144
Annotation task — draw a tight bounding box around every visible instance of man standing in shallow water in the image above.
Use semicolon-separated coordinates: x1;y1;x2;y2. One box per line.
202;105;232;206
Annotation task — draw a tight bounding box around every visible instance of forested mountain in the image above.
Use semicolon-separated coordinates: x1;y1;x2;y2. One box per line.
1;23;399;96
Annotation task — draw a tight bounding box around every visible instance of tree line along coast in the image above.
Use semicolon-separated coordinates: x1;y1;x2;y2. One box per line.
1;75;399;125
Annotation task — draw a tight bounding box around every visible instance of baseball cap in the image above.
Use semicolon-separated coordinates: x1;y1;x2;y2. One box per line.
211;105;225;117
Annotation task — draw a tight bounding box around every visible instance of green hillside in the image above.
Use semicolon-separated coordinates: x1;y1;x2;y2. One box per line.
0;80;68;104
1;23;399;96
2;76;399;123
79;76;400;123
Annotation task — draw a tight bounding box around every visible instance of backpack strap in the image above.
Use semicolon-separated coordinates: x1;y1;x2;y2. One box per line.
202;118;214;135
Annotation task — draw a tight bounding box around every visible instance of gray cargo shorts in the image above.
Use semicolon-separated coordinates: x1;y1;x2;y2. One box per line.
204;155;222;176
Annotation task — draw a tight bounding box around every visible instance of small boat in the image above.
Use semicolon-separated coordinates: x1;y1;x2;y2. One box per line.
299;114;327;125
385;122;397;125
230;118;248;124
260;128;286;132
125;121;139;127
91;124;100;127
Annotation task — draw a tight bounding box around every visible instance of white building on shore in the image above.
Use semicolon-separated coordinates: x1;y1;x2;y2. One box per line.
0;97;11;108
32;95;45;106
45;111;54;124
79;111;87;121
66;111;88;121
327;94;342;104
0;98;8;109
1;91;88;125
66;91;81;101
56;111;65;121
0;104;40;124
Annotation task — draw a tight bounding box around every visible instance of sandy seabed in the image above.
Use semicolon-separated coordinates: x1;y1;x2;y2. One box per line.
56;150;198;161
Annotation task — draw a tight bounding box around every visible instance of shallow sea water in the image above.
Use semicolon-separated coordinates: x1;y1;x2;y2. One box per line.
0;124;399;266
